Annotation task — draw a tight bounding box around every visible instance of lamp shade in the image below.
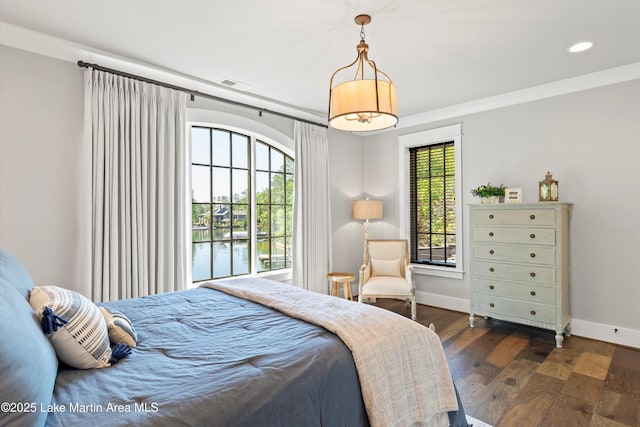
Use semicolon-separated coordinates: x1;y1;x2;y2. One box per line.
352;199;383;220
329;79;398;132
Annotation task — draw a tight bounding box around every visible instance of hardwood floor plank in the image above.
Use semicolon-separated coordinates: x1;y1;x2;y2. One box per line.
469;381;518;427
486;335;530;368
589;414;631;427
448;349;480;382
444;326;491;358
512;372;565;399
595;390;640;427
561;373;604;406
542;393;595;427
516;336;556;364
448;329;513;386
497;392;556;427
573;352;613;380
497;372;564;426
604;364;640;400
435;316;471;343
475;359;539;426
455;372;489;415
493;358;540;390
563;335;617;357
610;346;640;372
536;347;579;381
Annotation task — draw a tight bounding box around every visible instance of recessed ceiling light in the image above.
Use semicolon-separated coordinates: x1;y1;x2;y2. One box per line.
567;41;594;53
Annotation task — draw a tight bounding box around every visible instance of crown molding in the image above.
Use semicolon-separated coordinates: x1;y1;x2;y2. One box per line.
2;21;638;132
390;62;640;132
0;21;326;126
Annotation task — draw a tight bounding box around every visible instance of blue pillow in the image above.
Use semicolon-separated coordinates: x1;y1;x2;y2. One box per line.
0;250;35;299
0;250;58;427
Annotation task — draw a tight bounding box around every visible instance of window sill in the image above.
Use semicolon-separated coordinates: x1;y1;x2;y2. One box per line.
190;269;293;288
412;264;464;280
256;268;292;283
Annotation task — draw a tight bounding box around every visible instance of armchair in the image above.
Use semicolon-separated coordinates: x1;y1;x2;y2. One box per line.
358;239;416;320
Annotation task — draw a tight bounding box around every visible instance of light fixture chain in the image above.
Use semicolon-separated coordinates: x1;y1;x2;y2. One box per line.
360;25;366;41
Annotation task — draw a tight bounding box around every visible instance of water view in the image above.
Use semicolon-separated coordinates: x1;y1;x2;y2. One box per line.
192;228;290;281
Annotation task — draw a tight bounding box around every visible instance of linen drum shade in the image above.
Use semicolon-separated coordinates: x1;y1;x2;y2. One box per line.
353;199;383;220
329;79;397;131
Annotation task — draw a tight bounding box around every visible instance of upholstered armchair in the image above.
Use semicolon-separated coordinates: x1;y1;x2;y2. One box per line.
358;239;416;320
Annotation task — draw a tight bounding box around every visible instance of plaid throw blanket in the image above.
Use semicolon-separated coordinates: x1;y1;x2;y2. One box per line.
201;278;458;427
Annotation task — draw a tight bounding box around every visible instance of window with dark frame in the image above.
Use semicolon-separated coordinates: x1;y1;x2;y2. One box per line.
190;126;293;282
255;140;294;272
409;142;456;267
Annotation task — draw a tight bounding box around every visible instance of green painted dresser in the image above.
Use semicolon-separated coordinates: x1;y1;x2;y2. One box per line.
469;202;572;347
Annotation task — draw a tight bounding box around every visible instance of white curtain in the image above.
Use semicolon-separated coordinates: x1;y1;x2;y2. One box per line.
292;122;332;293
83;69;188;302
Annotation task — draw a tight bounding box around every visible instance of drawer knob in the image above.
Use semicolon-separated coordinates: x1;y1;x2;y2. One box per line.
530;310;536;315
530;253;536;258
489;250;495;255
490;267;495;272
489;214;494;219
530;233;536;239
530;291;536;296
530;272;536;278
530;214;536;220
489;285;495;290
489;303;495;308
489;232;494;237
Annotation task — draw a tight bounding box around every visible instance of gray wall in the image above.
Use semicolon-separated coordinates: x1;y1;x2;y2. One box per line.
0;45;85;291
363;79;640;334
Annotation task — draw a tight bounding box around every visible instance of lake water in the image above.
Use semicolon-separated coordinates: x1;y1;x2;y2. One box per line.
192;228;285;281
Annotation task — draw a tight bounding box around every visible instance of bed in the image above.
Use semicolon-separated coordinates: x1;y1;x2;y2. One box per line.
0;250;468;427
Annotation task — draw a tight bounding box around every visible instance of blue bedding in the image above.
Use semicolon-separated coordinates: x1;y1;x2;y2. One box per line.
46;287;369;427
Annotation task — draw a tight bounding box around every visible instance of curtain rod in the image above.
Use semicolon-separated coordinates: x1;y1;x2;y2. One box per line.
77;61;328;129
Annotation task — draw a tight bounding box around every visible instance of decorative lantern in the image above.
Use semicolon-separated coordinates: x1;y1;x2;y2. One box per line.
539;171;559;202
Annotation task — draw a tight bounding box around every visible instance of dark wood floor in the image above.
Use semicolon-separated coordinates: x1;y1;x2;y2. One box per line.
375;299;640;427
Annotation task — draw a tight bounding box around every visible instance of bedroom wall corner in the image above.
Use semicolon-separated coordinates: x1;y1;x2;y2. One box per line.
327;128;366;292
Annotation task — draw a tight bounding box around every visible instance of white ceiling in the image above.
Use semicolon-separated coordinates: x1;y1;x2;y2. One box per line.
1;0;639;122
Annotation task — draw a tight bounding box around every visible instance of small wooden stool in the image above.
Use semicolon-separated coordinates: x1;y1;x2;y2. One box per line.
327;272;355;301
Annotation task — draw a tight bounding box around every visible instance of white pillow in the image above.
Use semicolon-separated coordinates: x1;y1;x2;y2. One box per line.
29;286;113;369
99;306;138;348
371;258;402;277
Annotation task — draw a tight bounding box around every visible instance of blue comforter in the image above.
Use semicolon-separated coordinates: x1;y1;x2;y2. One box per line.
46;287;368;426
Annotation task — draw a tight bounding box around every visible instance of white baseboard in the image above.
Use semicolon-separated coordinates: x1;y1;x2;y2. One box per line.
416;291;470;313
569;318;640;349
416;293;640;349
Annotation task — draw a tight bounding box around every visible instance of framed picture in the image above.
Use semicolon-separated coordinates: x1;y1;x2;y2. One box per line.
505;187;522;203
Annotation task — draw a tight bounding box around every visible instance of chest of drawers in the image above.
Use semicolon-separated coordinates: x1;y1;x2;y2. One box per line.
469;203;571;347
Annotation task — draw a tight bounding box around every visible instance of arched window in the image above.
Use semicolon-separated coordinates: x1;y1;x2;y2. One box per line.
191;125;294;281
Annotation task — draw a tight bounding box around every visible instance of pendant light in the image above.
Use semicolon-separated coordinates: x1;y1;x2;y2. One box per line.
328;14;398;132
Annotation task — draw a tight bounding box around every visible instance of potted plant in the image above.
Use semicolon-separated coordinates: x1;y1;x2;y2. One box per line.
471;183;505;204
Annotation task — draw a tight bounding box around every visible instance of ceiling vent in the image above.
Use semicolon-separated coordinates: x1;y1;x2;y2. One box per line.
217;78;250;91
